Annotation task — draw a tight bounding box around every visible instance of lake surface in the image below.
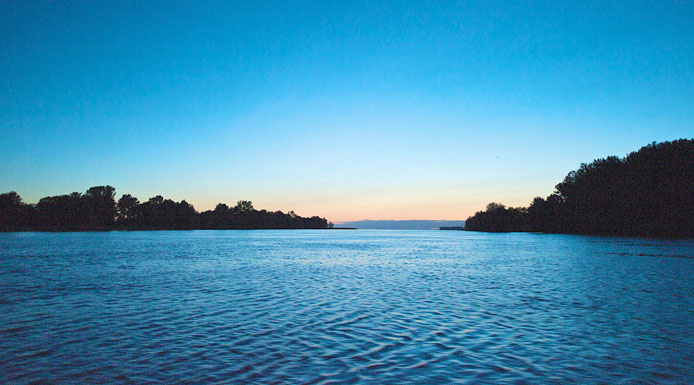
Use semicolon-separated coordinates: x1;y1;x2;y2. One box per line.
1;230;693;384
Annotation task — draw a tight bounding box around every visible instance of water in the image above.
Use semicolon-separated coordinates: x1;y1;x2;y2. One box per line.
1;230;693;384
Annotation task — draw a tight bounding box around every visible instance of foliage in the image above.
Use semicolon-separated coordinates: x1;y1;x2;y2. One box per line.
464;139;694;238
0;187;328;231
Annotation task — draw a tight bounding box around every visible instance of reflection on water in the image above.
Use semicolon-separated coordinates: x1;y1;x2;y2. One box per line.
1;230;693;383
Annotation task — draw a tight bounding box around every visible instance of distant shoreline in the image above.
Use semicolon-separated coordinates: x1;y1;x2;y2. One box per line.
0;227;359;234
337;220;466;230
0;188;330;232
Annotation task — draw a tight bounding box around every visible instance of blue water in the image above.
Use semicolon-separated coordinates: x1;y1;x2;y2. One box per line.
1;230;693;384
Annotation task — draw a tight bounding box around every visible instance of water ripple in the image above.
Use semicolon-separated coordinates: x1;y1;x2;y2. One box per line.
1;230;694;383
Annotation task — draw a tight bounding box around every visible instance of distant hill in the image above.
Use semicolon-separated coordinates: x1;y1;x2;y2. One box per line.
335;220;466;230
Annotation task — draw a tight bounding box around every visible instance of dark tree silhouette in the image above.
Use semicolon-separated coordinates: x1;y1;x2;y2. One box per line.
117;194;140;221
36;192;86;231
84;186;117;229
0;192;33;231
235;200;254;212
465;139;694;238
1;186;329;231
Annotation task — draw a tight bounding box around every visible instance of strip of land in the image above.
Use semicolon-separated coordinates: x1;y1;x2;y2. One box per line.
0;192;329;231
464;139;694;239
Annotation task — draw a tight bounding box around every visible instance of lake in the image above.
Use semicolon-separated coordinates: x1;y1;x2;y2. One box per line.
1;230;693;383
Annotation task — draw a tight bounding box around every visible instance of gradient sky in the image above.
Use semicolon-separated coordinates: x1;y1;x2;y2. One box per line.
1;1;692;222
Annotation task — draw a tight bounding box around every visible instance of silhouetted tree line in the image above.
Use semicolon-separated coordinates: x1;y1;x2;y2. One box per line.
464;139;694;238
0;187;328;231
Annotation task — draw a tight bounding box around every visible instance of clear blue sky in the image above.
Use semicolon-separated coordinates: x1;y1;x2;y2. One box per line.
1;1;692;221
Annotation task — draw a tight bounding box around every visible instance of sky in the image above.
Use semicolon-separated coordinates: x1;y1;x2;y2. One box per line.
1;1;692;222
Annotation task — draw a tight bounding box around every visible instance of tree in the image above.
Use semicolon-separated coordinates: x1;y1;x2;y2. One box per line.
235;200;254;212
465;139;694;238
84;186;117;229
1;188;330;231
0;192;31;231
117;194;140;221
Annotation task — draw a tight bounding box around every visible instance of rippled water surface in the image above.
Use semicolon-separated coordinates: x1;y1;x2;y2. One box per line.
1;230;694;384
